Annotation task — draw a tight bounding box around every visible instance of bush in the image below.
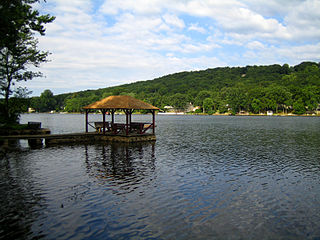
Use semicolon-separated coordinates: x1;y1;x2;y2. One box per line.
194;109;202;114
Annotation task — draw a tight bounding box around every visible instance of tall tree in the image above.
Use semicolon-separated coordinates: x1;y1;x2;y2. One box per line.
0;0;55;122
39;89;56;112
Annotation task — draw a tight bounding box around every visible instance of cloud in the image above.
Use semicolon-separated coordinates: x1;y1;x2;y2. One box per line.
188;23;207;34
26;0;320;96
277;43;320;63
285;0;320;41
246;41;265;50
162;13;185;29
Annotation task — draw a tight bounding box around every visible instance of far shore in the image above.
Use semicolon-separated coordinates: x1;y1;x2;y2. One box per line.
23;112;320;117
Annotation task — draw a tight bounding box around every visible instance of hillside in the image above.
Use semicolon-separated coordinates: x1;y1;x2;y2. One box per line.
30;61;320;115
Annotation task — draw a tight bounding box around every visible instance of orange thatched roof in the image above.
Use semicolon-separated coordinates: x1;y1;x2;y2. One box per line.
83;95;159;110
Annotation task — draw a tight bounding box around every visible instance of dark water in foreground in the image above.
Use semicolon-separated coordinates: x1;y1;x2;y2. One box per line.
1;114;320;239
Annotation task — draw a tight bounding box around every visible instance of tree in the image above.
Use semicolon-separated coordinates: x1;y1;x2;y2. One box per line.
293;98;306;115
265;85;292;113
195;90;211;107
0;0;55;122
224;86;248;114
251;98;264;114
203;98;214;113
169;93;190;111
39;89;56;112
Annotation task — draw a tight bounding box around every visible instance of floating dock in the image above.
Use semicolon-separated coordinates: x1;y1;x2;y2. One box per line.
0;132;156;147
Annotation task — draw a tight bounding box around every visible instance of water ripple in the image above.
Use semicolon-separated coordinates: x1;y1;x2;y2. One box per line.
1;115;320;239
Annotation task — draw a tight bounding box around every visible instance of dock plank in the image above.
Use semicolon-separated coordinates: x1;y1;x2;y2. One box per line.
0;132;156;144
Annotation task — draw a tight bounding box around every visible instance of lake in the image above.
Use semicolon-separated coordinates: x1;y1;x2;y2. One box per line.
1;114;320;239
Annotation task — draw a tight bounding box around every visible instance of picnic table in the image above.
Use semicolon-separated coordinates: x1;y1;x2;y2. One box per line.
93;121;153;135
94;122;110;133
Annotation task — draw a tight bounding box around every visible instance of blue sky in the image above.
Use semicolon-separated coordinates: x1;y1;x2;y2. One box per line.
24;0;320;96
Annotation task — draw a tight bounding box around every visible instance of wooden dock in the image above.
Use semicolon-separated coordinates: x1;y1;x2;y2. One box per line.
0;132;156;147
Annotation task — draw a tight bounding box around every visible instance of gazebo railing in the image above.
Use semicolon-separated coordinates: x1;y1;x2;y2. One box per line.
85;105;157;135
90;121;155;135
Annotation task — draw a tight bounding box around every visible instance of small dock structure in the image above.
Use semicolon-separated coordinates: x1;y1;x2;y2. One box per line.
83;95;159;140
0;96;159;148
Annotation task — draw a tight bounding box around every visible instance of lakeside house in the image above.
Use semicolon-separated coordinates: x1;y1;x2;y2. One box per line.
267;110;274;116
28;108;36;113
162;103;199;114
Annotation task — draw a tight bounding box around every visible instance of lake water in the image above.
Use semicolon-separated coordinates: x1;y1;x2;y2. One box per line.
1;114;320;239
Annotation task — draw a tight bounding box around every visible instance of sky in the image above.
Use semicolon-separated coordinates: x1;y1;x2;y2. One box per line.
23;0;320;96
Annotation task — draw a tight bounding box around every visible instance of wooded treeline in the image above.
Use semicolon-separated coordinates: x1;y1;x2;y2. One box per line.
29;61;320;115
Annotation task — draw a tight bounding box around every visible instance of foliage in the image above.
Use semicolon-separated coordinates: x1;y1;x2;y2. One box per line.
27;61;320;115
30;89;56;112
0;0;55;122
0;123;29;130
203;98;214;113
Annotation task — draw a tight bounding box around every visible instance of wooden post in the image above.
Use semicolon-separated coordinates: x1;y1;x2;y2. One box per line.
85;109;88;133
129;110;132;125
152;110;155;135
125;110;129;136
102;110;106;135
129;109;132;133
111;110;115;125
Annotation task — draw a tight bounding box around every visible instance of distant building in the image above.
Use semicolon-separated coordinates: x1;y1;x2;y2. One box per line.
239;111;249;115
163;106;174;112
28;107;35;113
316;105;320;115
186;103;200;112
267;110;273;116
191;106;201;112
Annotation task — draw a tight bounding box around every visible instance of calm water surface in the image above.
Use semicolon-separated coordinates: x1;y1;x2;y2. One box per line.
1;114;320;239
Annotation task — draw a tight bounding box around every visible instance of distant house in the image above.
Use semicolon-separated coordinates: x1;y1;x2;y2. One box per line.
162;103;199;114
239;110;249;115
191;106;201;112
267;110;273;116
28;107;35;113
164;106;174;112
316;105;320;115
186;103;200;112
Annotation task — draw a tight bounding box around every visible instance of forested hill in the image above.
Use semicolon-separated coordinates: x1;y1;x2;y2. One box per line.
31;61;320;115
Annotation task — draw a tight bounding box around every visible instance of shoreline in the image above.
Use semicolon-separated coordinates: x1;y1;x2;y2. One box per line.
23;112;320;117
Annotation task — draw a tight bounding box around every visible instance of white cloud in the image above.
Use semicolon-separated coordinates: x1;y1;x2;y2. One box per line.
277;43;320;63
188;23;207;34
100;0;166;15
162;13;185;29
285;0;320;41
28;0;320;96
247;41;265;50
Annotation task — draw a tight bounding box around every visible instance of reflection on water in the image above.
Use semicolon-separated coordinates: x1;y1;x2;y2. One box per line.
84;143;156;192
1;142;157;239
0;151;45;239
1;114;320;239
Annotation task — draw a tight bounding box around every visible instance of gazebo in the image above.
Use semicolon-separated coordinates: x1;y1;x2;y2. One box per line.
83;95;159;136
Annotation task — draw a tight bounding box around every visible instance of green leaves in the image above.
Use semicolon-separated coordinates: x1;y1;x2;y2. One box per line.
0;0;54;122
27;61;320;115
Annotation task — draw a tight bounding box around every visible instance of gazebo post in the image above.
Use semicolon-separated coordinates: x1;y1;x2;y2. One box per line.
152;110;155;134
129;110;132;125
111;109;115;125
85;109;88;133
102;110;106;135
125;109;129;136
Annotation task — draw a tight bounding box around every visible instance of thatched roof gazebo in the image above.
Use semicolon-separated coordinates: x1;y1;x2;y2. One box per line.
83;95;159;136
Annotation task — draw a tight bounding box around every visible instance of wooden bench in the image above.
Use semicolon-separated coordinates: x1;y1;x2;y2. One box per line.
130;122;145;134
94;122;110;133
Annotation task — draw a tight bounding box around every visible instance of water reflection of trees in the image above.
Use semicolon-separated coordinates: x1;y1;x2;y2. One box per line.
0;153;44;239
84;143;156;191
